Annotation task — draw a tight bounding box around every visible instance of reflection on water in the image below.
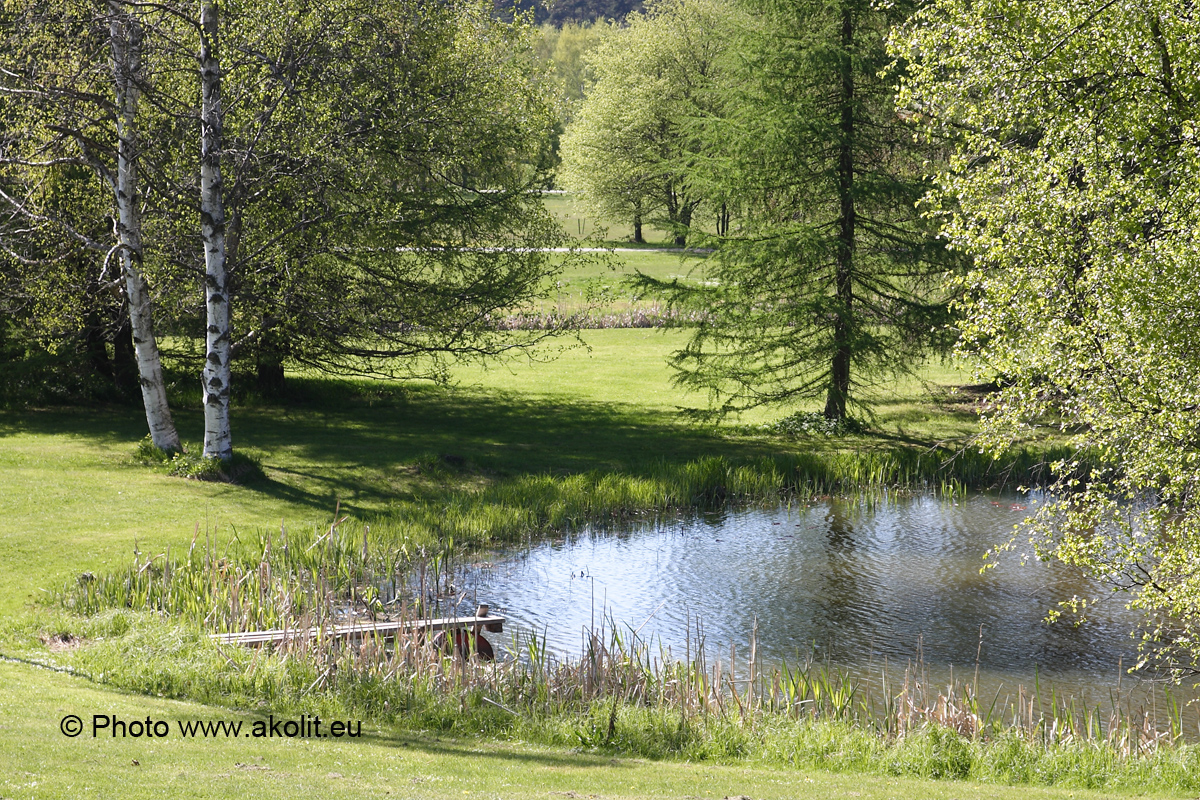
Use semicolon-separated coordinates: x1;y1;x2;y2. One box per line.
449;493;1190;709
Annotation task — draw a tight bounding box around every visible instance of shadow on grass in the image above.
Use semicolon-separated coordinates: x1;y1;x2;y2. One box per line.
0;377;801;517
360;730;634;770
241;378;782;468
0;374;1019;524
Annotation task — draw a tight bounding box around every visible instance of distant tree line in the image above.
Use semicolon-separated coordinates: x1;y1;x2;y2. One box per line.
494;0;644;26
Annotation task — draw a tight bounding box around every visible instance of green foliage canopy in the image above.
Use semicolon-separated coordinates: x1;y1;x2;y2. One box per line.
535;21;607;113
558;0;736;244
0;0;567;410
190;0;567;383
895;1;1200;673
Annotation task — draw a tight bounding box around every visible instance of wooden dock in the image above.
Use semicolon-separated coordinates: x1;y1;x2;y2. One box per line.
210;614;505;648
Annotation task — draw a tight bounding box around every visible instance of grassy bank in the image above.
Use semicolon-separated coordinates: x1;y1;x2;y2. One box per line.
0;239;1092;799
9;594;1199;797
7;658;1159;800
0;329;1022;617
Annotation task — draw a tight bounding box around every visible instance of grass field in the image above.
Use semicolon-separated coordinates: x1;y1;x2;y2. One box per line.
0;236;1110;799
8;660;1171;800
0;327;986;618
542;191;682;245
543;191;729;248
529;242;708;319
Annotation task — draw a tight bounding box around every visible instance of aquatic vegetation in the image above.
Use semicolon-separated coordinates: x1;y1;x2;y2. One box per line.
50;508;1200;792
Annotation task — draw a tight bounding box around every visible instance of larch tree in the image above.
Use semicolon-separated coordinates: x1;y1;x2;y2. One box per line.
894;0;1200;674
656;0;954;421
0;163;141;398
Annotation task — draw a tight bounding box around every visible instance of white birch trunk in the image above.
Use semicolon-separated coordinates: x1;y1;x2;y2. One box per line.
109;2;182;454
199;0;232;461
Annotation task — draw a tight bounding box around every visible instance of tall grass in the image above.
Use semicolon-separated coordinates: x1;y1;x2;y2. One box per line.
62;445;1052;630
386;446;1056;548
64;513;455;633
42;593;1200;793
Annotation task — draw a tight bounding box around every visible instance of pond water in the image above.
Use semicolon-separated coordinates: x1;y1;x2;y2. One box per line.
446;493;1191;713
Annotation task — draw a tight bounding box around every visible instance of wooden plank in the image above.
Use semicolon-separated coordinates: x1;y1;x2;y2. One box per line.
210;615;505;648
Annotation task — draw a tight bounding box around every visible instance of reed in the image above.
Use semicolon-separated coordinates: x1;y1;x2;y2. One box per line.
54;514;1198;758
49;596;1200;792
376;446;1063;550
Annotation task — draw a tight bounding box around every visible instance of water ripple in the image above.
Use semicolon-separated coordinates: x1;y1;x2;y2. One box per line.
460;494;1149;698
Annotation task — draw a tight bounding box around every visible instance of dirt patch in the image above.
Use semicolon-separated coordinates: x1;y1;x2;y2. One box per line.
39;632;85;652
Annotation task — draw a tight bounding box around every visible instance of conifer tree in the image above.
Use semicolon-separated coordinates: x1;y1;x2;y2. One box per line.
657;0;954;421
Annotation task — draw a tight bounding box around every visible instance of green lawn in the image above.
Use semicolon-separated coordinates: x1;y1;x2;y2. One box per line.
535;246;708;316
0;236;1065;799
543;191;725;248
0;327;983;618
543;191;673;244
0;660;1175;800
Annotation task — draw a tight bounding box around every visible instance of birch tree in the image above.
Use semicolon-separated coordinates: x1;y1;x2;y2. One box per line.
197;0;230;460
109;3;183;453
0;0;182;451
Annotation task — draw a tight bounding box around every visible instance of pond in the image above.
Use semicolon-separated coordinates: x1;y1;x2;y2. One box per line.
447;492;1189;714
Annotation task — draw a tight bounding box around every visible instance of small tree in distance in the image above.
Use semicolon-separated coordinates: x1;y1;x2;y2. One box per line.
558;0;735;245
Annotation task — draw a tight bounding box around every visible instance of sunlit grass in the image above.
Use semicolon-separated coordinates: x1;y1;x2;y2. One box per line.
527;247;709;317
20;568;1200;797
0;324;1025;620
6;655;1150;800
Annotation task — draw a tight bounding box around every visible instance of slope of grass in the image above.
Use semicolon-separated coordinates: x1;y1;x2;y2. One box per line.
0;327;999;618
0;236;1075;797
1;658;1183;800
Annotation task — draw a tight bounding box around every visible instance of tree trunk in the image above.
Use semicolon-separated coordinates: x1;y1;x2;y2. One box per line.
109;3;181;453
199;0;232;461
256;357;286;397
675;202;694;247
633;208;644;244
824;6;855;422
255;333;286;396
83;306;112;379
112;312;139;397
